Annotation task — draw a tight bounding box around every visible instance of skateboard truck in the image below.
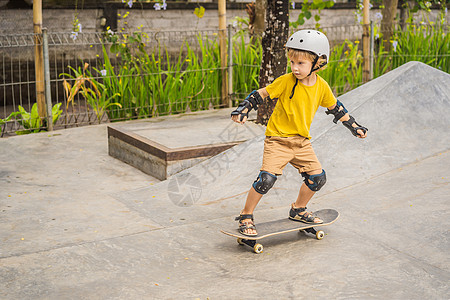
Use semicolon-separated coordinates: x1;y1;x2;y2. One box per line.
304;227;325;239
237;238;264;254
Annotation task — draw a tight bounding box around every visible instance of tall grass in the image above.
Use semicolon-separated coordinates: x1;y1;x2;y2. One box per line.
320;23;449;96
97;32;224;121
232;34;262;99
384;24;449;73
320;40;363;96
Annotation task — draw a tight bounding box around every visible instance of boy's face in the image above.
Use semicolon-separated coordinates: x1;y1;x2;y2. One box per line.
289;55;313;80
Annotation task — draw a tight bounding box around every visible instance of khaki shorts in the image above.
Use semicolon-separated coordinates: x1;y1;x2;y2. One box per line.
261;136;322;176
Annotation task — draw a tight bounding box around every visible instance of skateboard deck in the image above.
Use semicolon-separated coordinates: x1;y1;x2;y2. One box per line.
221;209;339;253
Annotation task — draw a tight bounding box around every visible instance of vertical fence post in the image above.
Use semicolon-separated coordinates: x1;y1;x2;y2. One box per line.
362;0;370;83
218;0;228;107
227;24;233;107
33;0;47;127
42;28;53;131
370;21;374;80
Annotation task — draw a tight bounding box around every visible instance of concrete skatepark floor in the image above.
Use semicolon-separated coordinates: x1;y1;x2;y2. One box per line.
1;62;449;299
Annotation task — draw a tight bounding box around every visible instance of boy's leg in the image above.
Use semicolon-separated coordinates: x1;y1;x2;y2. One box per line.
292;169;323;223
294;169;322;207
289;137;325;223
239;187;264;235
242;186;264;215
238;136;290;235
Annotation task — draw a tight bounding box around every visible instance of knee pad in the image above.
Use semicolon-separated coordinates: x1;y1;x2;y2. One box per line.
252;171;277;194
301;169;326;192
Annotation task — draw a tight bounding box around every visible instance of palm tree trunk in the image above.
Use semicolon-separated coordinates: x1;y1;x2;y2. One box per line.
256;0;289;125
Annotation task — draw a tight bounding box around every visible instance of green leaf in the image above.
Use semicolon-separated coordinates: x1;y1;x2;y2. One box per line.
52;103;63;125
315;14;321;22
30;103;40;129
110;43;120;53
305;11;312;19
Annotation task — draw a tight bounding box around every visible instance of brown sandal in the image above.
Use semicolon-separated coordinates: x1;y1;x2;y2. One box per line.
235;214;258;236
289;206;323;224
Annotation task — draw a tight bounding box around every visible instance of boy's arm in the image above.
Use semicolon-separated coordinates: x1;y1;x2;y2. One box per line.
326;100;368;138
231;88;268;124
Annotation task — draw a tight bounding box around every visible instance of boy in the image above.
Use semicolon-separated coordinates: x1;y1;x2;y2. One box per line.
231;29;368;236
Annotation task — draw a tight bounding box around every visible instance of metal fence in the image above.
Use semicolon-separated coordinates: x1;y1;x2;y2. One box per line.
1;28;229;136
1;23;448;136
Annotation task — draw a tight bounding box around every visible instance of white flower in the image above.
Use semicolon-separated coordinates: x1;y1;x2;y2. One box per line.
70;31;78;41
122;0;132;8
232;20;238;28
107;29;114;35
369;3;373;9
100;69;107;76
154;0;166;10
356;14;362;23
392;40;398;52
292;2;295;9
375;12;383;20
77;23;82;33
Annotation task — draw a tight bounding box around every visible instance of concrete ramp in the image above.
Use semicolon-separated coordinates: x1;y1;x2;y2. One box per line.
1;62;449;299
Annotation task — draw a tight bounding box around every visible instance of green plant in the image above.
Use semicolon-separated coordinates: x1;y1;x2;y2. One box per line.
11;103;62;135
61;62;122;123
0;114;14;136
14;104;41;134
232;31;262;102
81;71;121;123
99;31;223;120
290;0;335;29
387;24;449;73
319;39;364;96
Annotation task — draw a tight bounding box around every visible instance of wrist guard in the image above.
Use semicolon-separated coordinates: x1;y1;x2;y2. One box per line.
231;90;264;121
326;100;348;123
342;115;368;137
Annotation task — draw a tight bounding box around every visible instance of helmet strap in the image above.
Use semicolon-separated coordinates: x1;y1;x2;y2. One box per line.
307;55;320;77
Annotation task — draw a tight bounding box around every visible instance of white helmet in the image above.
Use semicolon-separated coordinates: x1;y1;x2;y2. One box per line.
285;29;330;63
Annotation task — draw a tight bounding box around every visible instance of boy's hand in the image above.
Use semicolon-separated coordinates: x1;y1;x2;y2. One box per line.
341;115;368;138
231;107;249;124
355;126;367;139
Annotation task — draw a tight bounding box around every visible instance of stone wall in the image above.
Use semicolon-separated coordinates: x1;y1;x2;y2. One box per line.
0;5;447;35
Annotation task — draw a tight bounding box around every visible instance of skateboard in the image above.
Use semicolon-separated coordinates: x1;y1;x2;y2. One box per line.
221;209;339;253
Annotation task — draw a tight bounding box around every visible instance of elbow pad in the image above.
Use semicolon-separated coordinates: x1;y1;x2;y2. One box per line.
326;100;348;123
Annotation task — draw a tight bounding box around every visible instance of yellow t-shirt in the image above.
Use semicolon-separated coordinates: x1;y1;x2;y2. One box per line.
265;73;337;139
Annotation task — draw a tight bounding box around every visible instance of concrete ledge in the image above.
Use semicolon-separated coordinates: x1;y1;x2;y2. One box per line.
108;125;240;180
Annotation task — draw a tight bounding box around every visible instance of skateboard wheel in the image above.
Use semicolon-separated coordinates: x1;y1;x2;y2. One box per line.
316;230;325;240
237;238;245;245
253;243;263;254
